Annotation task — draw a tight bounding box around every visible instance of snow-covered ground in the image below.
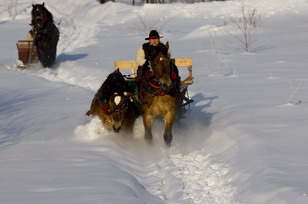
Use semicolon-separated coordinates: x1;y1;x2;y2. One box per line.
1;0;308;203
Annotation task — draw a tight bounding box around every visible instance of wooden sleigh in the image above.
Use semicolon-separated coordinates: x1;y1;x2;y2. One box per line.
114;58;194;119
16;40;38;68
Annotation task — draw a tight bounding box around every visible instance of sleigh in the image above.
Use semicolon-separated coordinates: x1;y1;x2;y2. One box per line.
16;40;38;68
114;58;194;119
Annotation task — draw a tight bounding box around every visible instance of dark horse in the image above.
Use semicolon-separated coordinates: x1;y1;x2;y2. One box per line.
31;3;59;67
87;70;140;133
139;42;177;146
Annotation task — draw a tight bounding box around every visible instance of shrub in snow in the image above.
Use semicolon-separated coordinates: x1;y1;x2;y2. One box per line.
226;6;262;52
288;80;302;105
7;0;18;20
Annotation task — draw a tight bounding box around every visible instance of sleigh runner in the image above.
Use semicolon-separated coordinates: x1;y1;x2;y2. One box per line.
114;57;194;119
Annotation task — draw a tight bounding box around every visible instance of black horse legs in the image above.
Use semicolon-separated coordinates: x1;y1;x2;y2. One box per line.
38;50;56;67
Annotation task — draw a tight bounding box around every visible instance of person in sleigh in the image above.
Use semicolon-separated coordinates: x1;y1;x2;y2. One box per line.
135;30;180;86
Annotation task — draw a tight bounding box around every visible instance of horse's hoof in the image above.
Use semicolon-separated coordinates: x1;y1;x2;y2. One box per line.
145;137;153;145
113;126;121;133
164;133;172;147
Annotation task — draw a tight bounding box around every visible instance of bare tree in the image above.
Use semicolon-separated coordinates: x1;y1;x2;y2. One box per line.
288;80;302;105
146;0;165;3
130;15;171;34
226;6;262;52
7;0;18;20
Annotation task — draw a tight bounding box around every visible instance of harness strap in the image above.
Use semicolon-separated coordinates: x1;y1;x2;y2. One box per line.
148;81;161;89
85;110;92;116
143;79;171;96
85;104;108;116
102;105;108;114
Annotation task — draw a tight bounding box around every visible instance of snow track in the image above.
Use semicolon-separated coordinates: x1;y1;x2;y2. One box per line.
75;116;237;203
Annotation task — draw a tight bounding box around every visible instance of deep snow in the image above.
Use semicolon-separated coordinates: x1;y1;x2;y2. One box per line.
1;0;308;203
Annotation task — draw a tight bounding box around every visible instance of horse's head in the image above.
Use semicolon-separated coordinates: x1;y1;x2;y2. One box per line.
149;42;173;91
107;92;130;133
31;3;53;30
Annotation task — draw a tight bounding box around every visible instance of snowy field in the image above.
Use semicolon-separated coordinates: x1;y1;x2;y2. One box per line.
1;0;308;203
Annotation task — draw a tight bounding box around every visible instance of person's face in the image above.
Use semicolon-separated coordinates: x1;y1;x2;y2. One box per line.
149;38;160;46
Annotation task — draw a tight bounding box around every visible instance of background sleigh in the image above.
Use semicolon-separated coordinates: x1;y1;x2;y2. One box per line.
114;58;194;120
16;39;38;68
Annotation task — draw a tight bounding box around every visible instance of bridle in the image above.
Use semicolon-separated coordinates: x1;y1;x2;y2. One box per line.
149;54;170;79
143;53;174;95
31;7;49;32
107;98;128;116
32;16;48;25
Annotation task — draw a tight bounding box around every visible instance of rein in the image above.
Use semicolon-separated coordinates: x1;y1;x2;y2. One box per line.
31;7;53;34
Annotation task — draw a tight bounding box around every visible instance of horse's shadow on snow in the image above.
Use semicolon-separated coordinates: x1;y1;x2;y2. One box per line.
191;93;216;123
33;53;88;69
0;21;8;25
172;93;217;151
51;53;88;69
57;53;88;63
178;93;217;127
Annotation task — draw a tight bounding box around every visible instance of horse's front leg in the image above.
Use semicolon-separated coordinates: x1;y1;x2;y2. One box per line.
164;111;175;147
143;113;153;144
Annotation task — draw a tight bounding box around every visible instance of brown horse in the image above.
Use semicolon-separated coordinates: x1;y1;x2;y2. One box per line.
139;42;177;146
87;70;140;133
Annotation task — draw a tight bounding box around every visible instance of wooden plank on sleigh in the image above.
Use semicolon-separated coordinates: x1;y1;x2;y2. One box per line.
172;58;192;67
114;61;138;77
114;58;193;85
16;40;38;68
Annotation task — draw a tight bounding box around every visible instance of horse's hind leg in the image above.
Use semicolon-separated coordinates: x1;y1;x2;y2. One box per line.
143;114;153;144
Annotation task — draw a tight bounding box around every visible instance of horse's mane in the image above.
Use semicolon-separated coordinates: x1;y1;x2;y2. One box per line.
149;43;168;59
96;70;129;104
32;3;54;23
44;7;54;22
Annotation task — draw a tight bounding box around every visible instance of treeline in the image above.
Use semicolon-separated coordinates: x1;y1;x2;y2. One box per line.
98;0;227;5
